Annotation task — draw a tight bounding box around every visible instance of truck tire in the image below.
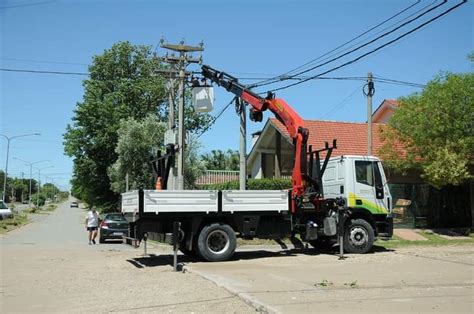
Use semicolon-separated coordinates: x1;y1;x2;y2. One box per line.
196;223;236;262
343;219;374;254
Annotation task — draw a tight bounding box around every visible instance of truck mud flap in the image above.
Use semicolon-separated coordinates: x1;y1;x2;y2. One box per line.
122;236;140;248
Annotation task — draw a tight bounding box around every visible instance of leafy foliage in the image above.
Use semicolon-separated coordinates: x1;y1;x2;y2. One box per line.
379;72;474;188
41;183;60;200
184;137;207;189
31;193;46;207
201;178;292;190
201;149;240;170
64;41;211;209
109;114;166;193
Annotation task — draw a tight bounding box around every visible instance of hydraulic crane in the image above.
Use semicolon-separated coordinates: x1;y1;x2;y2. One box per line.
201;65;336;213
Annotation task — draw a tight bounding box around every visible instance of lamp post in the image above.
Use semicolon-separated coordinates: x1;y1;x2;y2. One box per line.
13;158;49;207
0;133;40;202
35;165;54;208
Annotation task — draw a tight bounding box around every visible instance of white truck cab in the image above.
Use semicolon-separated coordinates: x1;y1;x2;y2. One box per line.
323;155;393;240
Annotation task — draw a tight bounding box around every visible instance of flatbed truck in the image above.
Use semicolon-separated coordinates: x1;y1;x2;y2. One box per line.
121;66;393;262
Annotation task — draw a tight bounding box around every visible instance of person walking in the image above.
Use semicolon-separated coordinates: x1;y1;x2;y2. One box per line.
85;206;100;245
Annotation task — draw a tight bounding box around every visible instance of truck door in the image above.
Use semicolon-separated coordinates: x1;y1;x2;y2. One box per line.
374;161;391;214
352;160;386;215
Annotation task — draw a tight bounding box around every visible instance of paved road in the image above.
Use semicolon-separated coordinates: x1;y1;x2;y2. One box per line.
0;200;253;313
188;244;474;313
2;200;473;313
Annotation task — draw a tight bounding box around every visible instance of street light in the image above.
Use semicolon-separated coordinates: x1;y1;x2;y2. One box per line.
0;133;40;202
13;157;49;207
35;165;54;208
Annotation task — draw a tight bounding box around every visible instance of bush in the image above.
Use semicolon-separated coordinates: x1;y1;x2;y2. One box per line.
46;204;57;211
201;178;292;190
31;193;46;207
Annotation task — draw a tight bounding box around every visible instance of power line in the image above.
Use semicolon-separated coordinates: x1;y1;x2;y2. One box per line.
268;0;466;93
0;0;56;9
0;68;89;76
0;57;88;66
321;84;365;119
254;0;446;89
197;98;236;139
1;67;426;89
373;75;426;88
251;0;427;88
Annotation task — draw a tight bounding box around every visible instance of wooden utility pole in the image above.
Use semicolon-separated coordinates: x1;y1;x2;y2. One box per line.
158;40;203;190
366;72;374;156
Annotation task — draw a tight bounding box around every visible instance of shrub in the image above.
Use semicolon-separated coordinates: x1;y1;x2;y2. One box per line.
31;193;46;207
201;178;292;190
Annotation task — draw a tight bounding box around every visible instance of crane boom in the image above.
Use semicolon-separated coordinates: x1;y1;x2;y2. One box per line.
201;65;310;212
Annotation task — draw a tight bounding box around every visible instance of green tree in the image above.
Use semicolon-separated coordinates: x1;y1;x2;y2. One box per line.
11;179;28;202
64;41;211;210
109;116;205;192
379;72;474;188
184;137;206;189
201;149;240;170
42;183;59;200
108;114;166;193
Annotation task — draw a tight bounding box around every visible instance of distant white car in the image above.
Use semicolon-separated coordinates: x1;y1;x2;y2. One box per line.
0;201;13;220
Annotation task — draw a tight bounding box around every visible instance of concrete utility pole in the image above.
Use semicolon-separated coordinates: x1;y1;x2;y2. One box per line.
238;98;247;190
366;72;375;156
158;40;203;190
36;165;53;208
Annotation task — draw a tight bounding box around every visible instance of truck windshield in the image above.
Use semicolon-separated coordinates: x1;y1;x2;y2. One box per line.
0;201;8;209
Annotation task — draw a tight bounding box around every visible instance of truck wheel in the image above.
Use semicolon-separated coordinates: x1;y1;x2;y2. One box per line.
196;223;236;262
343;219;374;254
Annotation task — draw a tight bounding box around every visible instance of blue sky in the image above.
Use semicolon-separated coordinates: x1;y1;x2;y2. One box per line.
1;0;472;191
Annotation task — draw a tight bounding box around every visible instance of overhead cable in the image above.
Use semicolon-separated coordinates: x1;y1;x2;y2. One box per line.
267;1;466;93
251;0;431;88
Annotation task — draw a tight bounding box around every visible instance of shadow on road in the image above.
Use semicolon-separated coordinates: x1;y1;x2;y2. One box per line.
126;245;395;269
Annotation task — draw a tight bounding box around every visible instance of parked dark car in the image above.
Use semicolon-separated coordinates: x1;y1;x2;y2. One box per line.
99;213;129;243
70;201;78;208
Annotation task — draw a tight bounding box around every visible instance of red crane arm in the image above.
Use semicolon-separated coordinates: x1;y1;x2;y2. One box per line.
201;65;308;212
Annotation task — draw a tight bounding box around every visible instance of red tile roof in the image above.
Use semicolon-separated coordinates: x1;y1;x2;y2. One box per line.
372;99;399;123
270;118;390;158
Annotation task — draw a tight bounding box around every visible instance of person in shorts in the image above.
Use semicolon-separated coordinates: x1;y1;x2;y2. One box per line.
85;206;100;245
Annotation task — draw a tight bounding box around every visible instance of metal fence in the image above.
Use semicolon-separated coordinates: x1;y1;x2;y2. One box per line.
389;183;471;228
195;170;240;185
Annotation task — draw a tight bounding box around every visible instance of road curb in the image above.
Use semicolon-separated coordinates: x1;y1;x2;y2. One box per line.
186;266;278;314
